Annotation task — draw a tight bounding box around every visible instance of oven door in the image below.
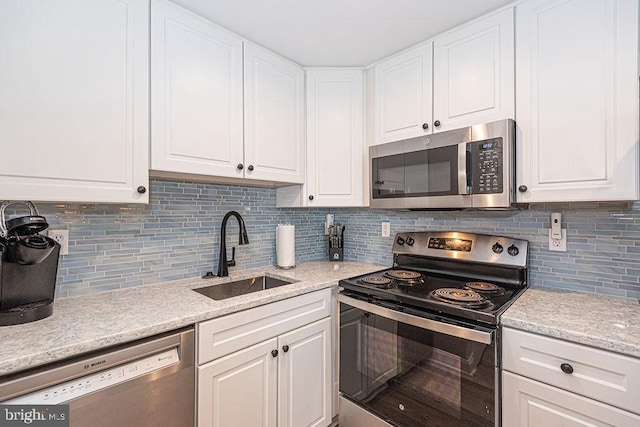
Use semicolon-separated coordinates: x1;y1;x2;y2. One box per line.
338;294;497;427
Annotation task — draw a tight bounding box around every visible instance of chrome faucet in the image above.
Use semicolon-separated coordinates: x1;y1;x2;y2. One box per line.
215;210;249;277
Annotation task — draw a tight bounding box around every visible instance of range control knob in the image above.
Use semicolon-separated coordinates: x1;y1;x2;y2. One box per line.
492;243;504;254
507;245;520;257
396;236;405;245
406;237;415;246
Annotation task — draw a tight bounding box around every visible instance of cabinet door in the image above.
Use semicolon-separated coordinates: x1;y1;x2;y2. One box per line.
198;338;278;427
433;8;514;132
151;0;244;178
515;0;639;202
278;318;331;427
374;43;433;145
305;69;365;207
244;43;305;183
0;0;149;203
502;372;640;426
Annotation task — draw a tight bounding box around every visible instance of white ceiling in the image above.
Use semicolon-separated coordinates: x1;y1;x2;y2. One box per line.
170;0;514;67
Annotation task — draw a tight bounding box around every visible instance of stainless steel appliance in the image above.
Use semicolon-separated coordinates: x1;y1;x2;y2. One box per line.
338;231;528;427
0;328;195;426
0;201;60;326
370;119;517;210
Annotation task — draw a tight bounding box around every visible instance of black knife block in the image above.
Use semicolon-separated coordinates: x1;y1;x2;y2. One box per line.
329;247;343;262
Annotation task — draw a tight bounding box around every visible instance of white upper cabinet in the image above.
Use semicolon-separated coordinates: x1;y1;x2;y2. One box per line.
151;3;304;185
244;44;305;184
276;69;366;208
433;8;514;133
0;0;149;203
303;69;365;207
515;0;639;202
373;44;433;145
373;8;515;145
150;0;244;179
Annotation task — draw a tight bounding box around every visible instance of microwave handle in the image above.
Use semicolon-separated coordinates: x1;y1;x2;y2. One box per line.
458;142;469;195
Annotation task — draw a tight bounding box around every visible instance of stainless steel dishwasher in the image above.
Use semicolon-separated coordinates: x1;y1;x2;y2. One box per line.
0;327;194;427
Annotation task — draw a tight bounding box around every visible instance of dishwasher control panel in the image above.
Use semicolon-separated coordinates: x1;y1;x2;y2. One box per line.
4;348;179;405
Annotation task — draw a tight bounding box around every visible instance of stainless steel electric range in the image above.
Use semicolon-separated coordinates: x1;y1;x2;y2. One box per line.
338;231;528;427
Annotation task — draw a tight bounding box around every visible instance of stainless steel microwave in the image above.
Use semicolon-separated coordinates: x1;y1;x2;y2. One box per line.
370;119;516;209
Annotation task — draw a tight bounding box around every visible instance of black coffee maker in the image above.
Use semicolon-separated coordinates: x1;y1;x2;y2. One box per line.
0;201;60;326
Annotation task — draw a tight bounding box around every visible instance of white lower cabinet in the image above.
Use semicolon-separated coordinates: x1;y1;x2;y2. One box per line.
503;372;640;426
198;338;279;427
197;289;333;427
277;318;332;427
502;328;640;426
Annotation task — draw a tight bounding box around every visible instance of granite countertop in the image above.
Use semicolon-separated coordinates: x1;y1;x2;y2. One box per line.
0;261;384;376
502;287;640;358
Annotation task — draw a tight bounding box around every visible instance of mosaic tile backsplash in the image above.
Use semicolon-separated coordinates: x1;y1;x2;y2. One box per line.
22;179;640;299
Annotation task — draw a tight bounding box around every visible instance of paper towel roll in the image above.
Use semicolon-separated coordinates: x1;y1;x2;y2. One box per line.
276;224;296;269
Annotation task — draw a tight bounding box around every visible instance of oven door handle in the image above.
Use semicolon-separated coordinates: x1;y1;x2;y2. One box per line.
338;294;493;345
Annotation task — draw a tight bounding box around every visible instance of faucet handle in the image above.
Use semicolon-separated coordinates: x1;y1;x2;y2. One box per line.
227;246;236;267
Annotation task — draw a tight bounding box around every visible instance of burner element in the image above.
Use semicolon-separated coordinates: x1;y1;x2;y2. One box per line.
360;276;392;287
433;288;484;302
430;288;491;308
384;270;422;280
464;282;504;294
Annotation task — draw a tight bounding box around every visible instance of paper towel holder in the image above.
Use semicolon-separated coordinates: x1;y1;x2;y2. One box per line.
276;224;296;269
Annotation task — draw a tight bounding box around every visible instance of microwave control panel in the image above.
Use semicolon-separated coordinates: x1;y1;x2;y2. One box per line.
470;138;503;194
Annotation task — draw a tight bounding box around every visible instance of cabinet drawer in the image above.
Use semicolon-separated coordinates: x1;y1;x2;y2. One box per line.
502;328;640;414
198;289;331;364
502;372;640;426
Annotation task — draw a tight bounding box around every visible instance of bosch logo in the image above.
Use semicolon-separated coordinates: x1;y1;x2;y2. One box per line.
84;359;106;369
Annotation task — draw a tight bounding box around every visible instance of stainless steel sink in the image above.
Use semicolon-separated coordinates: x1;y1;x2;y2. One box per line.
193;276;296;301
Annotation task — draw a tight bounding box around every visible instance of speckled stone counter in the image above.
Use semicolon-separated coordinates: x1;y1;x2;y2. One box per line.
502;287;640;358
0;261;384;376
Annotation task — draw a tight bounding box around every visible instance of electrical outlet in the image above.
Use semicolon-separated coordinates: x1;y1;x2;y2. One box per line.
548;229;567;252
48;230;69;255
381;222;391;237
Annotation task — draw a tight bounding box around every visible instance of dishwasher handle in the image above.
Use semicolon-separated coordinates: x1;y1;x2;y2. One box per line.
4;347;181;405
0;328;194;402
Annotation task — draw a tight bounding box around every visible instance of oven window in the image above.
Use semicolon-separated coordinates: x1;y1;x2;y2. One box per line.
371;145;459;199
340;303;495;427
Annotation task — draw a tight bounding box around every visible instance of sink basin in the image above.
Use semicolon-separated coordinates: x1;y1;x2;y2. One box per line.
193;276;295;301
